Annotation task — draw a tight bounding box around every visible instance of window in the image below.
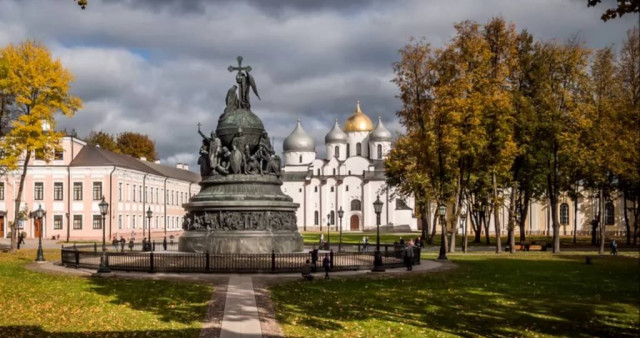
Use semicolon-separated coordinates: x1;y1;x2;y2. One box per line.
314;186;318;192
351;199;362;211
118;215;122;229
299;155;303;163
605;202;615;225
54;182;63;200
346;185;349;192
356;143;362;156
330;186;334;192
93;182;102;200
73;215;82;230
560;203;569;225
126;184;130;201
317;169;320;175
34;182;44;200
0;182;4;200
139;186;142;202
335;145;340;158
133;215;136;229
314;211;319;225
347;146;350;157
377;144;382;158
53;215;63;230
330;211;335;225
93;215;102;229
54;149;63;160
333;168;336;175
119;183;122;201
133;185;136;202
299;188;302;192
73;182;82;200
155;189;158;204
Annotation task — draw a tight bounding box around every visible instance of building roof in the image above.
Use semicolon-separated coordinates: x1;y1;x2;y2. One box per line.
325;119;348;144
70;145;200;183
283;119;316;152
370;116;392;142
344;101;374;132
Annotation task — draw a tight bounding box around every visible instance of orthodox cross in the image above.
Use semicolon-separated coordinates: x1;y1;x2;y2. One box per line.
228;56;252;74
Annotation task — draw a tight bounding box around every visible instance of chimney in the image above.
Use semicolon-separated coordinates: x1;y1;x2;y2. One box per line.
154;160;160;164
183;164;189;171
140;157;147;161
176;163;182;169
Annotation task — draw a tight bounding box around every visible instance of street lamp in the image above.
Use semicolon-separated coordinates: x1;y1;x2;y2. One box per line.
326;213;331;250
372;195;385;272
438;204;447;260
146;207;153;251
338;207;344;252
97;197;110;273
35;204;45;262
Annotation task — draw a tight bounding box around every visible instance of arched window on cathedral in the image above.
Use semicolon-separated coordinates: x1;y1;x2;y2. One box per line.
330;211;335;225
356;143;362;156
314;211;319;225
335;145;340;158
299;155;303;163
351;199;362;211
333;168;336;175
605;202;615;225
347;146;350;157
560;203;569;225
377;144;382;159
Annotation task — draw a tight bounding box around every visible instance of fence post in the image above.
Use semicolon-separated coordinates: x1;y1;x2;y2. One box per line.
61;245;64;263
271;250;276;272
153;240;156;251
94;243;97;252
74;250;79;268
330;249;334;269
205;251;210;273
149;251;154;273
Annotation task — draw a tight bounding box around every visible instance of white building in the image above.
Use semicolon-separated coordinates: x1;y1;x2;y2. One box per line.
281;101;417;232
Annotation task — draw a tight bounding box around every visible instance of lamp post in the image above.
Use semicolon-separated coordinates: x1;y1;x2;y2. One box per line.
146;207;153;251
438;204;447;260
35;204;45;262
326;213;331;250
338;207;344;252
97;197;110;273
372;195;385;272
461;211;467;253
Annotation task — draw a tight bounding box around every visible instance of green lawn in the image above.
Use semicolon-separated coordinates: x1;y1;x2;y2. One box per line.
0;249;212;337
270;251;640;337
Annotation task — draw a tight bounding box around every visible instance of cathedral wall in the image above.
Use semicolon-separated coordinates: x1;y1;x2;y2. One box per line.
284;151;315;166
326;143;347;161
368;141;391;160
347;132;370;158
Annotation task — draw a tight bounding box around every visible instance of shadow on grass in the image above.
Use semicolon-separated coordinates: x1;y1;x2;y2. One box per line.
87;276;212;325
271;254;640;337
0;325;201;337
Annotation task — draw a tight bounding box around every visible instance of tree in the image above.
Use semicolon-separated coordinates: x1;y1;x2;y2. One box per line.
116;132;157;161
86;130;119;152
0;40;82;253
587;0;640;21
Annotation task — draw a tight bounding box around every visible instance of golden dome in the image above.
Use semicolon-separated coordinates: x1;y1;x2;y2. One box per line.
344;100;374;132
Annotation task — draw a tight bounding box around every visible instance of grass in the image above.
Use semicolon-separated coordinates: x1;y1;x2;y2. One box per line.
0;249;212;337
270;251;640;337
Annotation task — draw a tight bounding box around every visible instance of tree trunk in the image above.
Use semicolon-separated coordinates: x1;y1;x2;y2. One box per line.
429;206;438;245
10;151;31;253
519;192;530;244
623;193;630;245
548;165;561;253
483;210;491;245
420;202;430;245
507;182;518;253
599;189;605;254
492;172;502;253
633;198;638;246
449;185;463;253
471;209;482;243
573;195;578;244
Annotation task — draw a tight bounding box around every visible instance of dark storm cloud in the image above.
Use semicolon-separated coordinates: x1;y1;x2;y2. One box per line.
0;0;636;170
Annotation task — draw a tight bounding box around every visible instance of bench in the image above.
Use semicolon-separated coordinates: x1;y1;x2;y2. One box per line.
505;242;547;251
527;245;544;251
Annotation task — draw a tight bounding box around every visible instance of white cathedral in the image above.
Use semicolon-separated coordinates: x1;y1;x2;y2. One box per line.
280;101;417;232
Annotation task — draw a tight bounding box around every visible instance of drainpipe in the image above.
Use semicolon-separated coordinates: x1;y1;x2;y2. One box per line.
66;138;74;243
163;177;168;235
142;173;148;238
108;166;116;239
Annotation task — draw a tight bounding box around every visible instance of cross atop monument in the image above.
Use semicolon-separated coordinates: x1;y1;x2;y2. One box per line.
228;56;252;74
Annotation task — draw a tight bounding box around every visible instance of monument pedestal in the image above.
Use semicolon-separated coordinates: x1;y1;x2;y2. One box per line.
179;175;303;254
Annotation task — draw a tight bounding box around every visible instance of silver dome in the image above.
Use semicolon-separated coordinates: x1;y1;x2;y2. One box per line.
369;116;392;142
325;119;348;144
283;119;316;152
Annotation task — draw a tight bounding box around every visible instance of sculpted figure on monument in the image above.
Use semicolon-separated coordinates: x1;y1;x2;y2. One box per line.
215;147;231;175
265;154;281;177
222;84;239;120
198;139;210;177
228;56;259;109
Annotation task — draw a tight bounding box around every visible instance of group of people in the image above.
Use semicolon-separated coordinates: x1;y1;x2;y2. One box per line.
301;253;331;281
110;235;170;252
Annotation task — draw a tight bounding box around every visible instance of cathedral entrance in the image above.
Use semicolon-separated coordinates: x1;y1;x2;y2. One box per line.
350;215;359;231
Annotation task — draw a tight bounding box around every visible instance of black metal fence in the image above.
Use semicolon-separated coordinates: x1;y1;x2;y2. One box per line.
60;245;421;274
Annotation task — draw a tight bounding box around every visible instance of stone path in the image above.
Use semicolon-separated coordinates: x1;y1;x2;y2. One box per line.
219;275;262;338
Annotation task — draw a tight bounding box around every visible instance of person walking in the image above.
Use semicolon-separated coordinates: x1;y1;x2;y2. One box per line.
610;240;618;255
163;236;168;251
128;237;135;251
404;243;414;271
120;236;126;252
322;253;330;279
112;236;119;252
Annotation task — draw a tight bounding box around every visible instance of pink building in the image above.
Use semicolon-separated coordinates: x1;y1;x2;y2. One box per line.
0;137;200;240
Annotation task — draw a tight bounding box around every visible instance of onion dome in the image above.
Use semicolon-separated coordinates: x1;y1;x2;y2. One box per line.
344;100;374;132
325;119;348;144
283;118;316;152
370;116;392;142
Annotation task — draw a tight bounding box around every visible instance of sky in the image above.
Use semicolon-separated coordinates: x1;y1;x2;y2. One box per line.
0;0;636;171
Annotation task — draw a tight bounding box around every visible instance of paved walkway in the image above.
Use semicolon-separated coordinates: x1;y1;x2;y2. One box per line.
219;276;262;338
